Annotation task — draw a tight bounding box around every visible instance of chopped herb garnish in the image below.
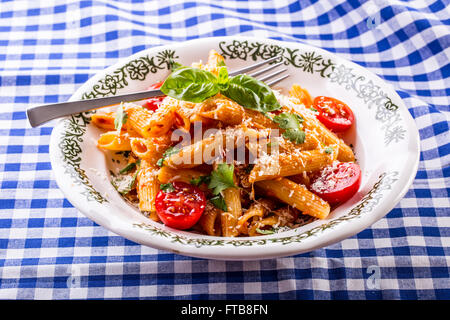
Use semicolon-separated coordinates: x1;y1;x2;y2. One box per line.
119;159;140;174
324;146;334;154
190;175;211;187
272;112;306;144
156;146;180;167
111;170;138;195
256;228;275;235
114;103;128;133
208;163;237;195
210;194;227;211
160;183;175;193
309;106;318;112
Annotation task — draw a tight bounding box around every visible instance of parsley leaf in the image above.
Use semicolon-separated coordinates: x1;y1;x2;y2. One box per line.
114;103;128;133
160;183;175;193
119;159;140;174
209;194;227;211
156;146;180;167
272;112;306;144
283;129;306;144
324;146;334;154
256;228;275;235
190;175;211;187
208;163;236;195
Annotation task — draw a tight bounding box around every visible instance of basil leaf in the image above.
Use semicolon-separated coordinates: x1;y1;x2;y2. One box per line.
170;60;183;70
221;74;281;113
217;66;229;90
160;66;219;103
210;195;227;211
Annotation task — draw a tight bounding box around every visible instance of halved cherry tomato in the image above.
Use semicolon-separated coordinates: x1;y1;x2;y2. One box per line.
143;81;165;112
313;96;354;132
155;181;206;230
310;162;361;205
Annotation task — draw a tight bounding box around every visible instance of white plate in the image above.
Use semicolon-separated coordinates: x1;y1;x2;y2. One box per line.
49;36;420;260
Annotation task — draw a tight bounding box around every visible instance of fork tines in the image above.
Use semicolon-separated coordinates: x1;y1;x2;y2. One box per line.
228;56;289;86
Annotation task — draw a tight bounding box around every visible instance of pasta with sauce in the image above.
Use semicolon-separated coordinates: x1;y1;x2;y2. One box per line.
92;49;361;237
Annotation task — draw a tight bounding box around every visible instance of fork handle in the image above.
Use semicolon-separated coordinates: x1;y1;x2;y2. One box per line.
27;89;164;127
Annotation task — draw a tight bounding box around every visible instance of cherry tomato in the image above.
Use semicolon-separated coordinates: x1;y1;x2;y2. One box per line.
313;96;354;132
143;81;165;112
310;162;361;205
155;181;206;230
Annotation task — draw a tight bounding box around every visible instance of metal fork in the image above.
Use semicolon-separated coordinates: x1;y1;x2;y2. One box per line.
27;56;288;127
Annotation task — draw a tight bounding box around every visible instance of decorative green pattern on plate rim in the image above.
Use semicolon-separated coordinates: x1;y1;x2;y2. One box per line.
219;40;405;145
58;112;107;203
133;171;399;247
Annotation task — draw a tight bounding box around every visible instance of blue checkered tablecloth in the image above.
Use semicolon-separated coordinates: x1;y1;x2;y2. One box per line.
0;0;449;300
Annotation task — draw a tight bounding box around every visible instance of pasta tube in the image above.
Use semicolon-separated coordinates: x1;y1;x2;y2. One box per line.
196;97;245;126
198;203;222;236
289;84;313;107
255;178;330;219
126;103;175;138
157;166;207;184
97;131;132;151
137;160;160;213
91;112;117;131
249;149;332;182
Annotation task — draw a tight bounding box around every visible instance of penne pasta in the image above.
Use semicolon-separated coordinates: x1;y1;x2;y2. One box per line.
255;178;331;220
222;187;242;237
280;100;355;162
137;160;160;213
97;131;132;151
289;84;313;107
195;96;245;126
164;126;260;168
91;112;117;131
94;50;360;238
249;149;332;182
126;103;175;138
198;203;222;236
157;166;207;185
130;136;171;165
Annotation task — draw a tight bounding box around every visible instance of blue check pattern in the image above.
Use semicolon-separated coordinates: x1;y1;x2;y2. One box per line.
0;0;449;300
